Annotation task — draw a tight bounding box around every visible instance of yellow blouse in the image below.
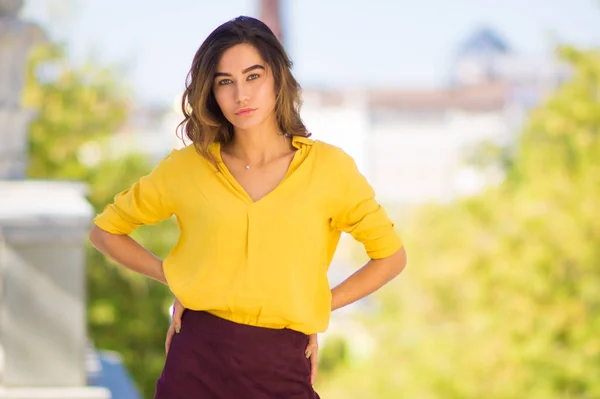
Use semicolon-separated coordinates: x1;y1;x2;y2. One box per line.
93;136;402;334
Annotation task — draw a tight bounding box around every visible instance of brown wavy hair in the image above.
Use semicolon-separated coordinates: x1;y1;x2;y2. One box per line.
176;16;308;163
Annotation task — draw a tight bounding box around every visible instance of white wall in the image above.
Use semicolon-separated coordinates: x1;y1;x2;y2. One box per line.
369;109;510;204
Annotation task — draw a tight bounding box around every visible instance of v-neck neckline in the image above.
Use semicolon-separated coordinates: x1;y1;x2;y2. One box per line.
212;135;312;205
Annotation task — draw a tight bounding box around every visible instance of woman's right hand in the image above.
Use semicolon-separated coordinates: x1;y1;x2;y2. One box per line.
165;297;185;354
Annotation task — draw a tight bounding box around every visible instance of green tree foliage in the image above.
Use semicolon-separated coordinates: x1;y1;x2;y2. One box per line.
24;44;179;398
318;47;600;398
24;45;128;180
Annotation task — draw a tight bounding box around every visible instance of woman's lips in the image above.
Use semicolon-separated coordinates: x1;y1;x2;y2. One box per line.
235;108;256;116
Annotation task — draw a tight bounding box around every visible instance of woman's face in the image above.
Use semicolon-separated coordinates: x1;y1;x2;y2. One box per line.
212;43;277;131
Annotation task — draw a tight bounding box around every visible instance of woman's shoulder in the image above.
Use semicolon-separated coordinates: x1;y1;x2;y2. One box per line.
147;145;212;185
167;143;197;158
312;139;356;168
161;144;209;168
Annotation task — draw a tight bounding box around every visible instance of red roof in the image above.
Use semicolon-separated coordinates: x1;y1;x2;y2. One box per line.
303;81;511;111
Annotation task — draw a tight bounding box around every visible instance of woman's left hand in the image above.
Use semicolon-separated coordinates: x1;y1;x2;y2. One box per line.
305;333;319;384
165;297;185;354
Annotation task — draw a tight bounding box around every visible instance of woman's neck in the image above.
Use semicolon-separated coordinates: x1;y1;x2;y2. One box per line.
226;122;294;165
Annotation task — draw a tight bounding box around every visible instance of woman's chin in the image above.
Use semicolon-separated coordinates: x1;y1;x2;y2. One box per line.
231;118;263;131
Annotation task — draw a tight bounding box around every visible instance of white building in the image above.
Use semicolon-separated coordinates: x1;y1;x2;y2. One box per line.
301;27;569;206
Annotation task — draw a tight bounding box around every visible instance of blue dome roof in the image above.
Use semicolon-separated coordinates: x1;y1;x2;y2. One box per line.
459;27;511;56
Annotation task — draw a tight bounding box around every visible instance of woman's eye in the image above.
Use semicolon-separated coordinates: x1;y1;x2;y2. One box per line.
218;79;232;85
248;74;260;81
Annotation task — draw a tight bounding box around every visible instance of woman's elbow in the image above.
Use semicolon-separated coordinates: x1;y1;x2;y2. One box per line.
89;224;109;250
390;246;407;276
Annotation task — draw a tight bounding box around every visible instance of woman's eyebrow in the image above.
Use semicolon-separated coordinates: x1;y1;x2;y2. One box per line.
214;64;265;78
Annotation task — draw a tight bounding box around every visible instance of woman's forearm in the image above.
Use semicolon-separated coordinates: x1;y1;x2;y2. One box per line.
330;247;406;311
89;225;167;285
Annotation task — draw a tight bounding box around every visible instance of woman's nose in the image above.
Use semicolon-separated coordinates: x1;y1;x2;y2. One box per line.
235;83;250;104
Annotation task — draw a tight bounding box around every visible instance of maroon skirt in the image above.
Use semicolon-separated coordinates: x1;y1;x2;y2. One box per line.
155;310;321;399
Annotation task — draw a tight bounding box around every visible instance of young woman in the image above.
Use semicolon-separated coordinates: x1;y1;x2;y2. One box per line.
90;16;406;399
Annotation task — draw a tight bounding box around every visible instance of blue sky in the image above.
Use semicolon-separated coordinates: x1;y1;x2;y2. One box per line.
23;0;600;105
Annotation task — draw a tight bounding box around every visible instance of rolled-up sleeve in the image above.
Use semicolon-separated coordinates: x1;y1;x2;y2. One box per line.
330;151;402;259
93;153;174;235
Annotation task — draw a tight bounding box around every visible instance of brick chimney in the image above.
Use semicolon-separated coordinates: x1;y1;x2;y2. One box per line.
260;0;283;43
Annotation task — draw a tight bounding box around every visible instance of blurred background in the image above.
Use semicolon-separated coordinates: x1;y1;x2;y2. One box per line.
1;0;599;398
